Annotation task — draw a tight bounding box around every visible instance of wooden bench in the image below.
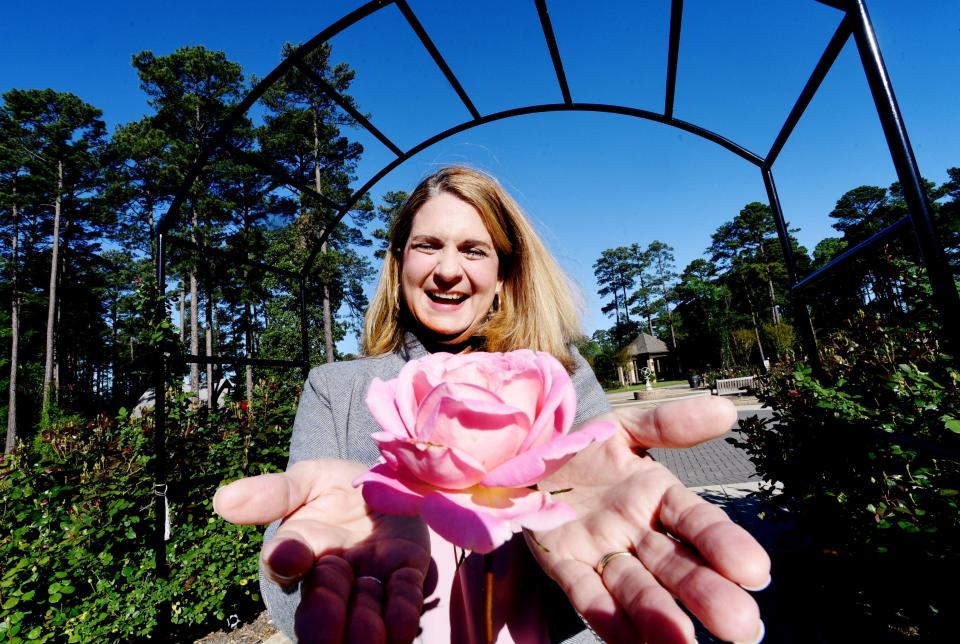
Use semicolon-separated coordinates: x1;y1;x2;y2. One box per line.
714;376;757;396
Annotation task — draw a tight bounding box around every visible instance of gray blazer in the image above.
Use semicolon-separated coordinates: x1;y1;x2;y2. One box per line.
261;335;611;642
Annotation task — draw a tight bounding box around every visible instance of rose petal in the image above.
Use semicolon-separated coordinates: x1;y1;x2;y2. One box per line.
481;420;616;488
353;463;430;515
514;351;576;452
423;388;530;469
395;359;433;429
366;378;410;438
494;366;544;426
414;381;506;443
375;436;487;489
420;487;577;554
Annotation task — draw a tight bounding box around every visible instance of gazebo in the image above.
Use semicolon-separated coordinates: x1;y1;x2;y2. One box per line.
619;333;671;385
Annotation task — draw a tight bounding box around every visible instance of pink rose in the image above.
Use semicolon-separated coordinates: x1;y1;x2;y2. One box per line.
353;350;614;553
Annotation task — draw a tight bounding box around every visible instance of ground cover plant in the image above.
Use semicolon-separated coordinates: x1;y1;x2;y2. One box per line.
0;379;297;642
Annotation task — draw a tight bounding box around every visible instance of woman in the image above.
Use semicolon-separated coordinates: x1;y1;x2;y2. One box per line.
214;167;770;643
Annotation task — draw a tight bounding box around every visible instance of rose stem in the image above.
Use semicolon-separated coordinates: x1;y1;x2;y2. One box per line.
484;553;494;644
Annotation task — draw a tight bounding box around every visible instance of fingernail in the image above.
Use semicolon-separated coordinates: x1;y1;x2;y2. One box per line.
271;572;300;590
740;575;772;592
211;487;225;514
734;620;765;644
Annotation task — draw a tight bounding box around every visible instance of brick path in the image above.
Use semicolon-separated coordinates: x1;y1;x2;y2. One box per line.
649;410;773;487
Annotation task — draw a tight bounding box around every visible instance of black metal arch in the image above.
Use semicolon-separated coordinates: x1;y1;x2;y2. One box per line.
151;0;960;618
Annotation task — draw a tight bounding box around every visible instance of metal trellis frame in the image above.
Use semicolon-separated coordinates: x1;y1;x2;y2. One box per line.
153;0;960;632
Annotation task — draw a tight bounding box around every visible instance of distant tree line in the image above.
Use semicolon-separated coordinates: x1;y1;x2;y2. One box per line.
587;173;960;385
0;44;401;452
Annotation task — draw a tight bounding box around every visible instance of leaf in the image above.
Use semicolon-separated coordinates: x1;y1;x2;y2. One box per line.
944;418;960;433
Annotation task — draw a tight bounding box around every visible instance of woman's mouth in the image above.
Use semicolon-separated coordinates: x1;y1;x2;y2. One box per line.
427;291;468;304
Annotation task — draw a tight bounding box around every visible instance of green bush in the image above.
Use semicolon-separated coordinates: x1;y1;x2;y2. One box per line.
731;311;959;636
0;378;298;642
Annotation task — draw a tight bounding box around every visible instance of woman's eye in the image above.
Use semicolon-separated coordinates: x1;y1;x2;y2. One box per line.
463;247;487;257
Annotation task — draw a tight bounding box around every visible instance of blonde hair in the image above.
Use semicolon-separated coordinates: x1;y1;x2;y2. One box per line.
362;166;583;371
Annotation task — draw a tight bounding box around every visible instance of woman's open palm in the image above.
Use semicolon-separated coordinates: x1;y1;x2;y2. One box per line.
214;460;431;644
526;397;770;644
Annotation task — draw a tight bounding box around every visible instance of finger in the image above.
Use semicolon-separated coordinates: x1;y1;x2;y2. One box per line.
214;460;365;525
659;484;771;590
536;556;641;643
616;396;737;449
296;555;353;644
347;576;387;644
261;518;355;588
384;567;425;644
635;528;762;643
599;552;695;644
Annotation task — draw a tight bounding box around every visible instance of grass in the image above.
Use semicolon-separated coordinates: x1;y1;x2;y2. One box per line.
603;379;688;393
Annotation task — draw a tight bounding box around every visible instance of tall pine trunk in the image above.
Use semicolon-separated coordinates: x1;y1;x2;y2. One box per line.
179;283;186;343
42;160;64;418
620;280;632;324
244;300;254;422
738;274;767;364
5;188;20;453
189;208;200;395
313;111;335;364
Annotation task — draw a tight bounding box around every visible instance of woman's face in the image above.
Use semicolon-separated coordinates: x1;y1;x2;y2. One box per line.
400;192;502;346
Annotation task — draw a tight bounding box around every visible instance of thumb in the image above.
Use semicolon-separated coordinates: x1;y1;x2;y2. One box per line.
613;396;738;450
213;459;366;525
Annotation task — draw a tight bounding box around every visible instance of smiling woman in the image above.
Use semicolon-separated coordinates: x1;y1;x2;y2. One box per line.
400;192;503;347
214;166;770;644
363;165;585;370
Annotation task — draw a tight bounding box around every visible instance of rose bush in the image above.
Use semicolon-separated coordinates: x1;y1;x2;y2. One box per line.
354;350;614;553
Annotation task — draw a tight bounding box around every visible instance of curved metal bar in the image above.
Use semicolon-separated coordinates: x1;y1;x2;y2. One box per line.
535;0;573;106
221;141;347;212
791;215;911;292
292;58;403;157
849;0;960;341
764;14;851;170
395;0;481;120
664;0;683;119
299;102;764;277
157;0;394;236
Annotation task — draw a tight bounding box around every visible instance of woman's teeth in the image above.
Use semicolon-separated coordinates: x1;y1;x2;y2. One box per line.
428;292;467;303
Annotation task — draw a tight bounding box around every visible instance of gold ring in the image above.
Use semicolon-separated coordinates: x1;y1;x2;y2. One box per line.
356;575;383;585
596;551;633;576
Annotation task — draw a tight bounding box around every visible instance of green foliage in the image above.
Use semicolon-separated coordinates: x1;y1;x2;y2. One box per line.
0;379;297;641
730;311;959;634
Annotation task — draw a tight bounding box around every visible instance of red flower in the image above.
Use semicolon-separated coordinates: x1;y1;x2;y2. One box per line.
787;390;800;398
240;400;249;411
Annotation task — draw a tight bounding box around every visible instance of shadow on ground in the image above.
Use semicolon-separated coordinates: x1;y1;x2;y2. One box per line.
691;490;953;643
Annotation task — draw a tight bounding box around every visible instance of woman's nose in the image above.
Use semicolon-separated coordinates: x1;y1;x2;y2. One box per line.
433;250;464;283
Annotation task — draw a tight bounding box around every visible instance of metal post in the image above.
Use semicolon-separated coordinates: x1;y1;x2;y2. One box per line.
849;0;960;346
153;232;170;633
762;168;821;371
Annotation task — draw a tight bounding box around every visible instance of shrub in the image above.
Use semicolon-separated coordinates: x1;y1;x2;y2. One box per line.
0;378;298;642
731;311;959;637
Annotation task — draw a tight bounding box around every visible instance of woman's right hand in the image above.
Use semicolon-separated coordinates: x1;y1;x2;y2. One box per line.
213;460;431;644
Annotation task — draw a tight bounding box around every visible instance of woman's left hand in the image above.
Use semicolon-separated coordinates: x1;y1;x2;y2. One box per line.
525;397;770;644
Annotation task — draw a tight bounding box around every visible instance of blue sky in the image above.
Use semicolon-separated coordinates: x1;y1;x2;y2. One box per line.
5;1;958;353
